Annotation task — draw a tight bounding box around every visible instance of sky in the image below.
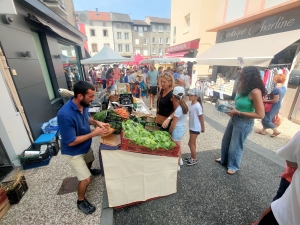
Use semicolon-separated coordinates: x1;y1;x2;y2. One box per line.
73;0;171;20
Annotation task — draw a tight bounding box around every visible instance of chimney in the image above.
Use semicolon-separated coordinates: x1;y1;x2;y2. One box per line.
96;8;98;12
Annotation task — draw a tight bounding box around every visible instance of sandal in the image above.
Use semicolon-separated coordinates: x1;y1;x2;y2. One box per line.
255;130;265;135
215;158;222;163
271;132;281;137
227;170;236;175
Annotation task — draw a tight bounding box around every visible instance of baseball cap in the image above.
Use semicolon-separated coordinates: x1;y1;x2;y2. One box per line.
187;88;200;96
173;86;185;99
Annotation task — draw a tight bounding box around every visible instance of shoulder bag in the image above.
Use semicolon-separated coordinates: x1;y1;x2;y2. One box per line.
264;102;273;112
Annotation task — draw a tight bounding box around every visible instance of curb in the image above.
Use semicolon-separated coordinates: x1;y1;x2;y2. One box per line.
100;187;113;225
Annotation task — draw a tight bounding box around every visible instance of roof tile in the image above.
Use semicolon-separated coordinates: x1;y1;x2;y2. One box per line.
146;16;170;24
132;20;149;25
111;12;132;22
87;11;111;21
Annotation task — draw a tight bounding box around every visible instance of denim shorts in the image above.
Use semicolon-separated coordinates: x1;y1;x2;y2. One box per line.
172;125;186;141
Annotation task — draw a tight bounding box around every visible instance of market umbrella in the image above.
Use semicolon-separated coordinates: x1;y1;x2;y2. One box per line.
80;45;133;65
139;57;196;64
123;54;144;66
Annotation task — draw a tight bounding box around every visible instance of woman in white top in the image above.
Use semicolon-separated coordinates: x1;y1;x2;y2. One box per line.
254;131;300;225
169;86;188;172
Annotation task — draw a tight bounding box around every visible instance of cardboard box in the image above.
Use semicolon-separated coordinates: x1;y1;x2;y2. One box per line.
0;198;10;219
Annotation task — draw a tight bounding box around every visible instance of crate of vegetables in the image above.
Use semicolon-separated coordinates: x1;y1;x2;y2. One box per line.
121;120;179;157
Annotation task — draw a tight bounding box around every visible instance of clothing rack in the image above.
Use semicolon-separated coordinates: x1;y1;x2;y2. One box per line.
268;63;291;67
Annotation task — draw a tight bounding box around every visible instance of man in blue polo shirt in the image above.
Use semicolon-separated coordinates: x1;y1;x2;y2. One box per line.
57;81;109;215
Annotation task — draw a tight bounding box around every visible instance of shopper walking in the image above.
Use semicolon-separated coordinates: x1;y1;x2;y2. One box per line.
136;71;147;100
146;64;159;110
169;86;188;172
215;66;265;175
113;64;120;84
256;74;287;137
101;67;107;89
57;81;109;214
183;88;205;166
106;68;116;92
184;71;191;93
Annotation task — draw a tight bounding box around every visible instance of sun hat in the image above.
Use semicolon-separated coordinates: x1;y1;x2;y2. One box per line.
136;71;142;77
187;88;200;96
173;86;185;99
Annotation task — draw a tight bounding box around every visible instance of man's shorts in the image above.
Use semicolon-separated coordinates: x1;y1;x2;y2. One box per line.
65;148;95;181
149;86;157;95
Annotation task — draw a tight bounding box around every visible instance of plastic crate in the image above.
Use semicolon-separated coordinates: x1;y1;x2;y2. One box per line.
34;133;60;156
120;133;179;157
2;176;28;204
19;145;51;165
22;154;51;170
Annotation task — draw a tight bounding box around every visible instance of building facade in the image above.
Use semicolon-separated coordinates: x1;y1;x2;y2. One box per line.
199;0;300;123
111;12;133;58
0;0;87;168
132;20;151;57
170;0;219;84
76;10;114;56
145;17;171;57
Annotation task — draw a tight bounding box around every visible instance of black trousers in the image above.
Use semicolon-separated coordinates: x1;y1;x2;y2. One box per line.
273;177;290;202
258;210;278;225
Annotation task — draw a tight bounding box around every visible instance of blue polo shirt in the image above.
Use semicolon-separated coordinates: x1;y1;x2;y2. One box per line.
57;98;91;156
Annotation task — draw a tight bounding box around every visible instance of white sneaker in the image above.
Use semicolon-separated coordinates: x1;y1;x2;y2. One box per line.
178;165;180;171
179;158;183;166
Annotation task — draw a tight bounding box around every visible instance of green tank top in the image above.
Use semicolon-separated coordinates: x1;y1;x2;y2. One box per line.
234;93;255;112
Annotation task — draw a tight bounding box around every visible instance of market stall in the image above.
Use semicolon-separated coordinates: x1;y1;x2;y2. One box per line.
94;94;179;208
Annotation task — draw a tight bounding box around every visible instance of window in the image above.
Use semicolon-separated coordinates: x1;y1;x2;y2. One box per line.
143;50;148;55
225;0;247;23
152;25;156;32
138;26;143;36
71;49;76;56
116;23;121;28
152;47;156;54
135;49;140;54
144;26;147;31
159;48;162;56
134;26;137;30
159;37;163;44
144;39;147;45
135;38;139;45
123;23;129;28
103;29;108;37
152;37;155;44
185;14;190;32
92;43;98;52
103;22;107;27
125;44;130;52
166;25;170;32
265;0;288;8
117;32;122;39
124;32;129;39
166;38;170;44
159;25;163;32
173;26;176;36
89;21;94;26
118;44;122;52
90;29;96;36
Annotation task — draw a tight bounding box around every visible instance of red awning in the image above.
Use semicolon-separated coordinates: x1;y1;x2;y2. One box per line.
165;51;189;58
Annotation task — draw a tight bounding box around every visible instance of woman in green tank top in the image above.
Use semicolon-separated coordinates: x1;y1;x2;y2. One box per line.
215;66;266;175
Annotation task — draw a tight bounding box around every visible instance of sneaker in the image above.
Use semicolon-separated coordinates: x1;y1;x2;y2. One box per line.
183;157;191;162
77;199;96;214
179;158;183;166
178;165;180;171
90;169;101;176
186;158;197;166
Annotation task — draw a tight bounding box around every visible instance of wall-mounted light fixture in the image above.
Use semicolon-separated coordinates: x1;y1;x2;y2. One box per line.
22;51;32;58
54;54;61;59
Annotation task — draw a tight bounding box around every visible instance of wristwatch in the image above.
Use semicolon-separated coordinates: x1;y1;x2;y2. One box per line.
168;117;172;120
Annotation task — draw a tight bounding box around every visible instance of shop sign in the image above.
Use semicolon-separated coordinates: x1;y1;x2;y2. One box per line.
165;39;199;53
216;7;300;43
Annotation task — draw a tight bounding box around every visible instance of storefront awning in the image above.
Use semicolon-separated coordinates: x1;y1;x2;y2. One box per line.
165;51;188;58
197;30;300;67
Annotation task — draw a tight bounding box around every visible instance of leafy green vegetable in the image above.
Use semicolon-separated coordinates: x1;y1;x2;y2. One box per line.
94;110;107;122
122;120;176;150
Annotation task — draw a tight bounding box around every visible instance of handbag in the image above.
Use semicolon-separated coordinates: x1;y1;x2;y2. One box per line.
155;90;168;124
264;102;273;112
142;82;148;92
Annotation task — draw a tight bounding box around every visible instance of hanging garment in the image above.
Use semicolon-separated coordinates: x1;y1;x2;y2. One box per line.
263;70;270;86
